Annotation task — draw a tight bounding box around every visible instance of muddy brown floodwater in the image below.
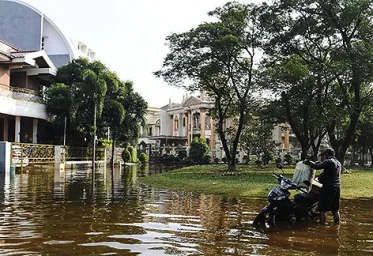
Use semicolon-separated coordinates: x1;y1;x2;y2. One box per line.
0;164;371;255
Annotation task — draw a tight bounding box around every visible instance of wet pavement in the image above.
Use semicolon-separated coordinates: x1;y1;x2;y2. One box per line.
0;164;371;255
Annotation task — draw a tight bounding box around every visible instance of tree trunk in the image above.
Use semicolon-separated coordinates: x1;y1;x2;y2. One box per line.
300;144;309;160
228;159;236;172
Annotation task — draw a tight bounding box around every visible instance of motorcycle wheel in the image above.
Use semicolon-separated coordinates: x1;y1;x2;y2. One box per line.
253;207;268;225
253;207;275;226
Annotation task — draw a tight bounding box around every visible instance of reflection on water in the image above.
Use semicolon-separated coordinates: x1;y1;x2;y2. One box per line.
0;164;371;255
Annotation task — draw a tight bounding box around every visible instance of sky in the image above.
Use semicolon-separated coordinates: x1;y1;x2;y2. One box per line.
24;0;259;108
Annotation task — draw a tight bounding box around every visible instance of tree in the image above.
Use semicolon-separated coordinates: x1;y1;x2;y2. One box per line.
259;56;333;160
260;0;373;164
156;2;263;171
45;58;147;150
240;114;274;163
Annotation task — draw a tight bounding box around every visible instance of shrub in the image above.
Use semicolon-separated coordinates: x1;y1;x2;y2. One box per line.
189;137;210;163
122;149;132;163
222;157;227;163
139;153;149;164
214;157;219;164
177;150;187;161
284;153;293;165
127;146;138;163
202;155;212;164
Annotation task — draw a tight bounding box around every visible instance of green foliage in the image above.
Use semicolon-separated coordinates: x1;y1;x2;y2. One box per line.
156;2;263;171
45;57;147;146
139;165;372;199
240;114;274;162
189;137;210;163
261;152;274;166
222;157;227;164
284;153;293;165
177;150;187;161
139;152;149;164
259;0;373;163
122;148;132;163
99;139;112;148
202;155;212;164
127;146;138;163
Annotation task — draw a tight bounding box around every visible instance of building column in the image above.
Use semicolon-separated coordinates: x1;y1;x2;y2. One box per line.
171;115;174;137
33;119;38;144
186;112;190;146
15;116;21;142
200;110;206;138
210;117;215;149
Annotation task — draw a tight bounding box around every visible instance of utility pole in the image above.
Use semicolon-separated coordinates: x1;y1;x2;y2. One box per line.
92;103;97;176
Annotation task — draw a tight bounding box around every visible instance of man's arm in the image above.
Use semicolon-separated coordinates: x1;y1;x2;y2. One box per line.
304;160;326;170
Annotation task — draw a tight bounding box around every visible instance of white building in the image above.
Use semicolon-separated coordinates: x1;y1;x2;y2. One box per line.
0;0;96;68
0;0;97;144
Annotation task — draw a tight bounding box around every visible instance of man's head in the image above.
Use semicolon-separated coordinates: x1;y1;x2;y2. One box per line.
320;148;335;159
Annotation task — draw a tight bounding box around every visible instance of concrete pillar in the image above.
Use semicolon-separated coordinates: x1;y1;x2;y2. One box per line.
54;146;65;171
200;110;206;138
15;116;21;142
171;115;174;136
0;142;11;174
33;119;38;143
210;117;215;149
186;112;190;146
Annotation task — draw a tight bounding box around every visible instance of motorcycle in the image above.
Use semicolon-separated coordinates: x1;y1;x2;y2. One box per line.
253;169;320;226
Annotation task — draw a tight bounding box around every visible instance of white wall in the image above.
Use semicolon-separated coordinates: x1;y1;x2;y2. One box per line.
0;95;48;120
42;19;70;55
160;109;171;136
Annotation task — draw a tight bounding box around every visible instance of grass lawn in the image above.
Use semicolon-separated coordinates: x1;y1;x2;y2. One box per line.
138;164;373;199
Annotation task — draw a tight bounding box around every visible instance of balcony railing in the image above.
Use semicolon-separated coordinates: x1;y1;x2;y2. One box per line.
0;86;43;103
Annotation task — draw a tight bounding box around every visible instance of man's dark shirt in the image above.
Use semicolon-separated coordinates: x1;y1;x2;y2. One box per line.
308;158;341;186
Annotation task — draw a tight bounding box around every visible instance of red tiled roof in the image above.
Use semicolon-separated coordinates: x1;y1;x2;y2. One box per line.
0;38;23;51
11;50;38;58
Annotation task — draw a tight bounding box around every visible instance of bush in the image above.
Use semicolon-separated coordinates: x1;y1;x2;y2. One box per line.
189;137;210;163
122;149;132;163
222;157;227;163
261;152;274;165
177;150;187;161
127;146;138;163
202;155;212;164
243;155;250;164
284;153;293;165
139;153;149;164
214;157;219;164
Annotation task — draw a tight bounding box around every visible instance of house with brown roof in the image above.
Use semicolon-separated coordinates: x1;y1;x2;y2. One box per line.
0;38;56;143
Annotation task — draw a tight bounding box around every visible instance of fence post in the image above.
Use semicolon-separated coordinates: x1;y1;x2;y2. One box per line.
54;146;65;171
0;142;11;175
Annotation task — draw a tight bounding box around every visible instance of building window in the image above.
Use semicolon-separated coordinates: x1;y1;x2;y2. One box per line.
183;118;186;127
41;37;46;50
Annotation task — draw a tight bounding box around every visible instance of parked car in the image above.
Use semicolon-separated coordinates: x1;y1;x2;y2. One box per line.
11;145;29;167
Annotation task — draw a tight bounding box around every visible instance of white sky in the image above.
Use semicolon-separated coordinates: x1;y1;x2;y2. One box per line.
24;0;260;108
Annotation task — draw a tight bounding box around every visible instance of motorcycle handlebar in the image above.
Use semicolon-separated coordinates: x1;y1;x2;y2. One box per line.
272;172;309;193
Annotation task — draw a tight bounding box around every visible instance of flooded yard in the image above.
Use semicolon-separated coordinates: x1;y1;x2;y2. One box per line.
0;165;371;255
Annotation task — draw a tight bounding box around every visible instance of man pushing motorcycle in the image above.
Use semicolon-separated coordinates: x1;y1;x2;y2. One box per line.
304;148;342;225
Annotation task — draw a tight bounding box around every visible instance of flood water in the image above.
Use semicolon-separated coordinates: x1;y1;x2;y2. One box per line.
0;164;371;255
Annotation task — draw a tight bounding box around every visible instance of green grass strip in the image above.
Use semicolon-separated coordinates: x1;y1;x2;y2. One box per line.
138;165;373;199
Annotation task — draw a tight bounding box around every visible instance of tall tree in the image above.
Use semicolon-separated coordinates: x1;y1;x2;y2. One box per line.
260;56;334;160
45;58;147;149
156;2;262;171
260;0;373;164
